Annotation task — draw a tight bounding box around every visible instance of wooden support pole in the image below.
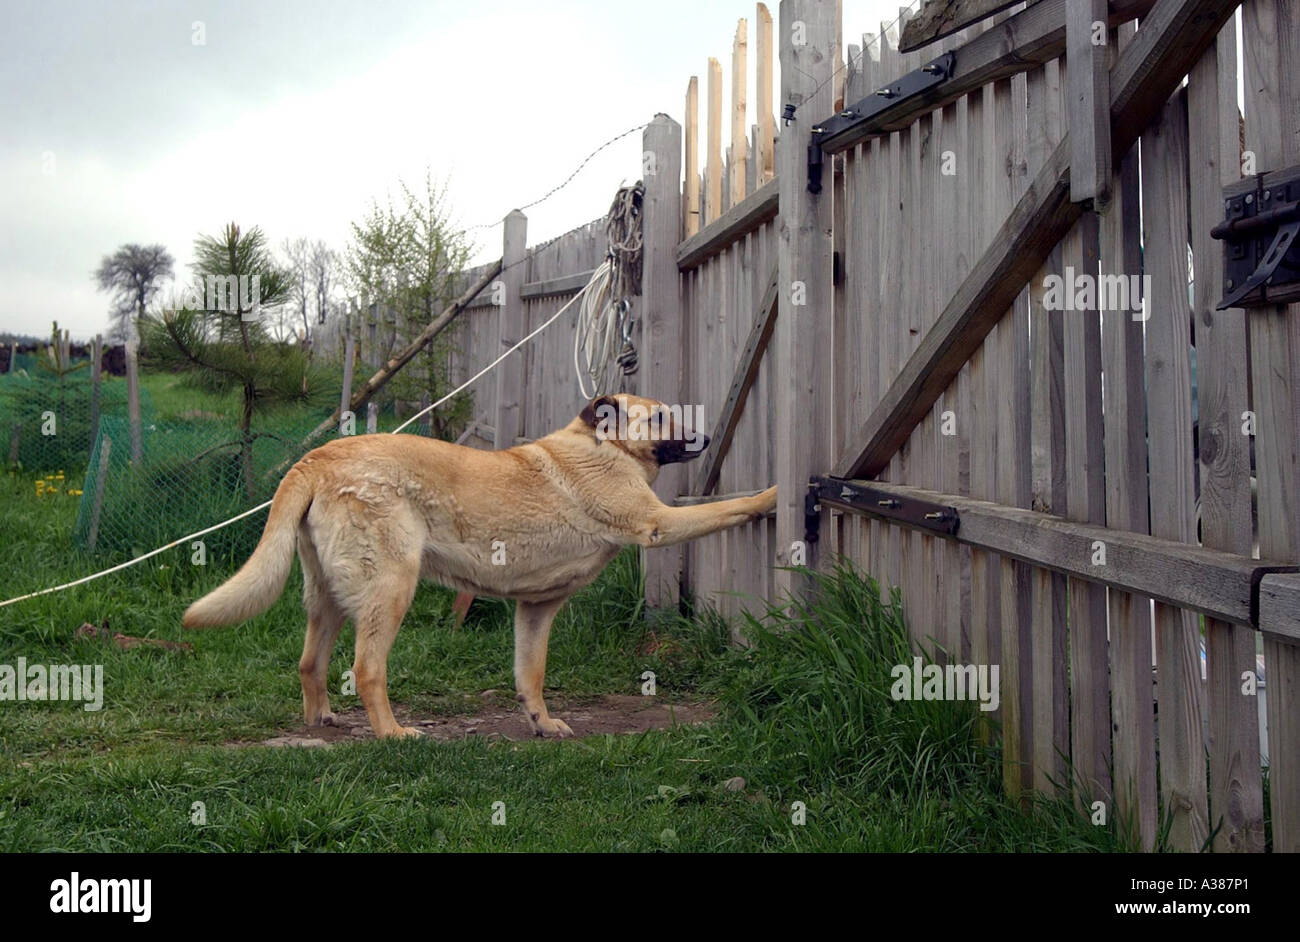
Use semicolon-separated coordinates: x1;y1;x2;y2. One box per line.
339;327;355;435
86;436;112;554
685;77;701;238
298;260;502;452
773;0;837;597
756;3;775;185
706;58;723;224
89;334;103;446
125;336;143;466
730;18;748;206
641;114;685;608
695;265;779;496
366;402;378;434
494;210;528;449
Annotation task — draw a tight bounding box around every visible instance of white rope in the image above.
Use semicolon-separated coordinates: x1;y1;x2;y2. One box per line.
573;262;619;400
573;183;642;399
0;269;603;610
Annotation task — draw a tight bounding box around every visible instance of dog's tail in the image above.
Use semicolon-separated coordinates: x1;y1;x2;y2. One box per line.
182;467;313;629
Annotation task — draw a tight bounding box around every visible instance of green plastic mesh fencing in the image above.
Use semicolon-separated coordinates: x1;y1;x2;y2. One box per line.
74;414;314;564
0;370;150;475
3;352;41;374
69;402;455;565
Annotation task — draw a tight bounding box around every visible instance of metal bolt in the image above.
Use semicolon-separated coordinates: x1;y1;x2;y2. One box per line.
1226;279;1235;289
1246;193;1254;204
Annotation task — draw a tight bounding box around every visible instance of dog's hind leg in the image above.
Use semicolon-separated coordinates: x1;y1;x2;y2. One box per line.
351;560;421;739
299;602;345;727
299;526;345;727
513;597;572;738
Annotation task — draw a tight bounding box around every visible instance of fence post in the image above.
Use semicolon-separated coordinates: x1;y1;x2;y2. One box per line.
7;422;19;466
86;436;112;554
641;113;684;608
772;0;837;600
125;335;143;466
340;317;355;436
366;401;378;434
89;334;103;446
419;392;432;437
494;210;528;449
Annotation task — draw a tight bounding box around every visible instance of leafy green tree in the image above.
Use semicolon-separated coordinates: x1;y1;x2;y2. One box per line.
143;222;327;496
346;172;473;439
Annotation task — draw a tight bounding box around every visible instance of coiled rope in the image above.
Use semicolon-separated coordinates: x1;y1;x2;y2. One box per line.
574;182;644;399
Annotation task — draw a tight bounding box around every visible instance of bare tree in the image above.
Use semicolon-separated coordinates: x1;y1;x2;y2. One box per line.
311;241;340;326
281;236;312;344
93;243;175;340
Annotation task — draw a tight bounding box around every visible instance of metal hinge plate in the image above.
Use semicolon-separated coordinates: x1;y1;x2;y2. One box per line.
810;476;959;536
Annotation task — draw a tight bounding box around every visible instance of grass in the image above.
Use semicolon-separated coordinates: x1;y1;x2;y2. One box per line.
0;463;1137;852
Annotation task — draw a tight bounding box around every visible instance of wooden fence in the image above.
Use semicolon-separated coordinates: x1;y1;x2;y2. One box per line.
648;0;1298;854
360;0;1300;851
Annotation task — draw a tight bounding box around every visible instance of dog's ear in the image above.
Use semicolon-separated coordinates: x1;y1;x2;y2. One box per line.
580;394;621;429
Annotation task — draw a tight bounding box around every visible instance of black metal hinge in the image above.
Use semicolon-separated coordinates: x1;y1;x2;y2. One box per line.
810;476;959;536
1212;163;1300;309
804;482;822;544
807;51;956;194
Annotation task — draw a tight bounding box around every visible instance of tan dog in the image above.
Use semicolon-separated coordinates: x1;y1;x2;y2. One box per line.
183;394;777;739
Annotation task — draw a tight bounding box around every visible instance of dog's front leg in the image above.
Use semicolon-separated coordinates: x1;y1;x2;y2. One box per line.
513;596;573;738
639;485;776;548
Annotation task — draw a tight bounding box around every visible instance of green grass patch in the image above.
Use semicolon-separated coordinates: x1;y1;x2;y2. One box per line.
0;465;1133;851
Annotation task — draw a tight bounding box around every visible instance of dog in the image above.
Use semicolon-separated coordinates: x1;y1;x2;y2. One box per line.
183;393;777;739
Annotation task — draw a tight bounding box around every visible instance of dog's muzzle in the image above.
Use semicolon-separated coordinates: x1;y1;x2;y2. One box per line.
654;434;709;465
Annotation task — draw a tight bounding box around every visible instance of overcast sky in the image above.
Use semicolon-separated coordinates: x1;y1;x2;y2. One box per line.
1;0;908;340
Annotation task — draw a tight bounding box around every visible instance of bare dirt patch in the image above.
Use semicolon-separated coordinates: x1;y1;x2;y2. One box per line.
235;694;716;748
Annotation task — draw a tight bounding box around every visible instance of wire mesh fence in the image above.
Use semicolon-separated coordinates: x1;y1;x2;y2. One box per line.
70;395;470;566
0;369;149;475
73;414;314;563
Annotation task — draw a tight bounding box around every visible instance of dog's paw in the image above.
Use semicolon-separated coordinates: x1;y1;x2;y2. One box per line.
307;711;341;728
532;716;574;739
378;725;425;740
753;485;778;514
